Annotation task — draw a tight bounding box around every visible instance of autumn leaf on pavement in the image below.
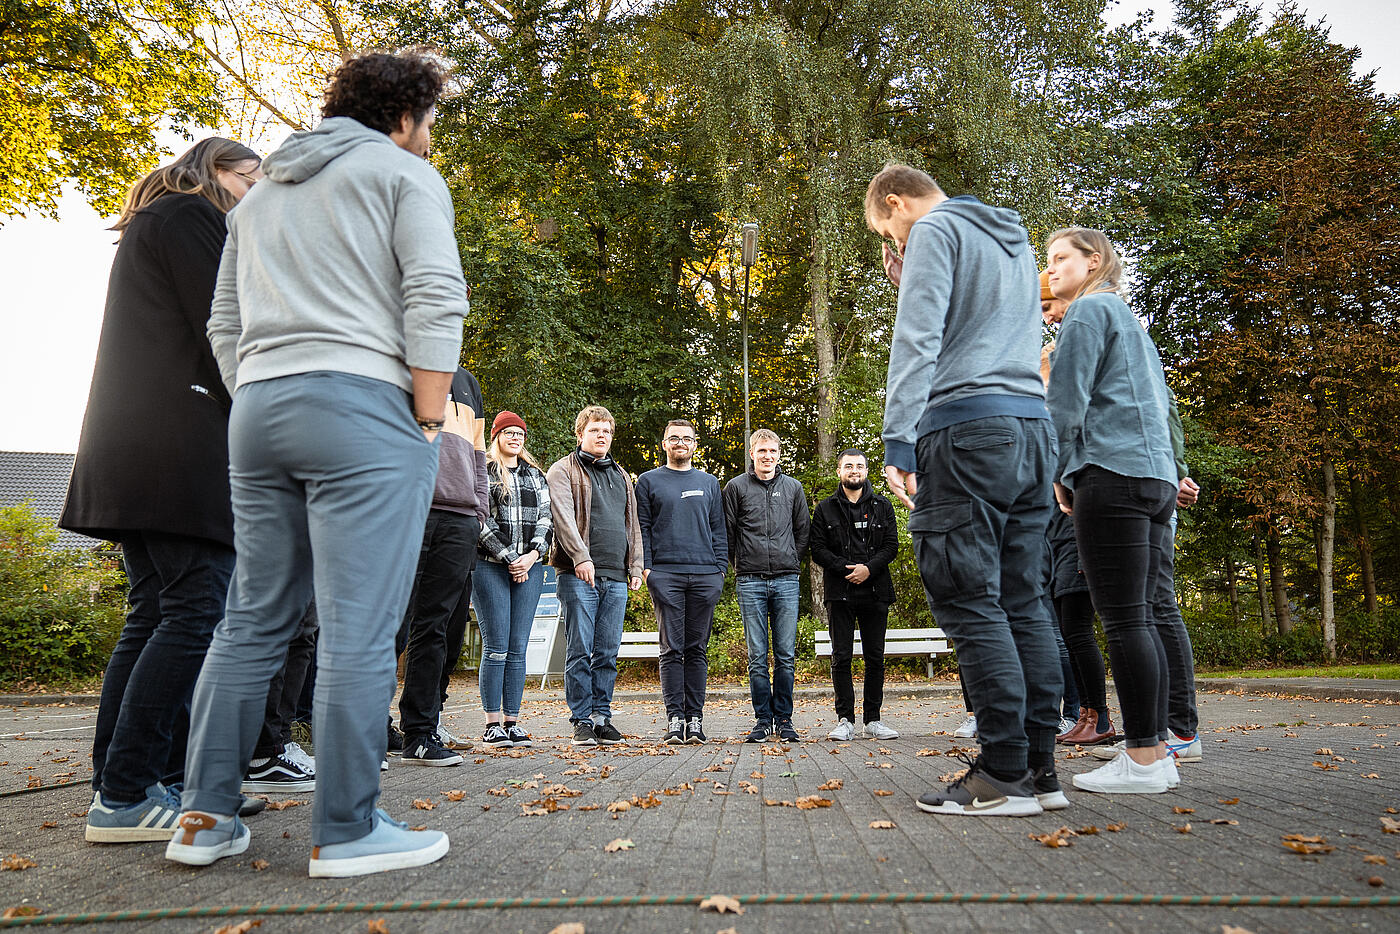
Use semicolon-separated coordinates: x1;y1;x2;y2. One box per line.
915;748;941;757
443;790;466;801
698;895;744;915
1381;817;1400;834
367;919;389;933
1105;823;1126;832
213;921;262;934
520;805;549;816
263;799;306;810
1175;823;1193;834
818;779;842;791
869;820;895;829
1364;854;1388;864
0;855;36;871
1218;798;1240;805
872;789;893;797
546;924;585;934
1028;826;1075;848
1209;819;1239;826
1220;926;1257;934
412;799;436;810
2;907;41;919
250;858;269;871
1281;834;1335;855
1172;807;1194;814
604;838;634;853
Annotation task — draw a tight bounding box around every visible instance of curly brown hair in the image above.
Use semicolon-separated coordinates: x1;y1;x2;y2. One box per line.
322;52;447;136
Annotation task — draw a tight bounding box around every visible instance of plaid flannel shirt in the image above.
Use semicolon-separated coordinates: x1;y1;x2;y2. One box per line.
479;460;553;563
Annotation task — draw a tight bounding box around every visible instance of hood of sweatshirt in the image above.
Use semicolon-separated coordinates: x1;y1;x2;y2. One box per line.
260;117;393;184
933;195;1029;257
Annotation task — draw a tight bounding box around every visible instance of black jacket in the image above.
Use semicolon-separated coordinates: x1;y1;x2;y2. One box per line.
1047;507;1088;598
811;482;898;604
722;467;810;576
61;193;234;547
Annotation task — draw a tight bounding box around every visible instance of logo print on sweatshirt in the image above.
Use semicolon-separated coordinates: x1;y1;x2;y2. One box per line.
681;490;704;498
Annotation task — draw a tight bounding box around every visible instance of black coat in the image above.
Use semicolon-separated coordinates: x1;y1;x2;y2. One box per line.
61;194;234;547
1047;508;1088;598
722;467;810;576
810;482;898;604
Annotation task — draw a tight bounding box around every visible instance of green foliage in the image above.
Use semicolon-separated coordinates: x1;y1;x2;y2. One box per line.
0;503;126;685
0;0;222;220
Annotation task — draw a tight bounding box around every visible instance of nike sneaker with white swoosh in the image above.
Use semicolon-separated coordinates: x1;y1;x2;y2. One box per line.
916;754;1043;817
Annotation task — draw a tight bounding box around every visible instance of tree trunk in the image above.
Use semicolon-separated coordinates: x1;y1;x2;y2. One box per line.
1224;552;1242;627
1319;460;1337;661
1349;475;1379;620
1266;529;1292;635
808;223;836;624
1253;530;1273;636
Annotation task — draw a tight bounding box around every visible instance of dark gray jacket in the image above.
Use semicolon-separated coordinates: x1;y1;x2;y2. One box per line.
722;468;810;576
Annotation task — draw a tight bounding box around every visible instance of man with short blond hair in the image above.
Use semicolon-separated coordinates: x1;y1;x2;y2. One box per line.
724;429;809;743
548;405;643;746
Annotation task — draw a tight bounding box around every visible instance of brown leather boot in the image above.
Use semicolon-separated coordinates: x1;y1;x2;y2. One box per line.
1057;707;1089;743
1059;708;1117;745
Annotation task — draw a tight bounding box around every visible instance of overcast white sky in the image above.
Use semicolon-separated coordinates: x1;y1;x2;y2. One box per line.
1;0;1396;454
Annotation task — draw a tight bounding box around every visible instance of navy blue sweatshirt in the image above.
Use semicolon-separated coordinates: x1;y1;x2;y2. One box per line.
635;466;728;575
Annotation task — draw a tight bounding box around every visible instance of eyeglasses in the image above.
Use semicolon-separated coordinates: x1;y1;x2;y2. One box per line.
664;436;696;445
500;430;526;439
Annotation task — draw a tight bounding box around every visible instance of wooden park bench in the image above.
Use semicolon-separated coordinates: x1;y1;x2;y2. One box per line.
617;631;661;661
815;627;952;677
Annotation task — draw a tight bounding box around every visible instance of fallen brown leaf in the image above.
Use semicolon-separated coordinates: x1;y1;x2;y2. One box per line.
1220;926;1256;934
818;779;843;791
1105;823;1126;832
1175;823;1193;834
1281;835;1335;855
520;805;549;816
698;895;744;915
604;838;634;853
577;804;601;811
250;858;270;871
1368;876;1385;887
262;799;305;810
39;821;57;829
0;855;36;871
795;795;832;810
546;924;585;934
443;790;466;801
915;748;941;757
1209;819;1239;826
367;920;389;934
1316;748;1334;756
763;798;793;807
1029;826;1075;848
409;825;427;831
412;799;436;811
1218;798;1240;805
1384;817;1400;834
1364;855;1388;865
1172;806;1194;814
2;907;41;920
1078;826;1099;835
213;921;262;934
869;820;896;829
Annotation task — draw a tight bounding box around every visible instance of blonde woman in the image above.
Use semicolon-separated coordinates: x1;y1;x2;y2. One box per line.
474;412;553;747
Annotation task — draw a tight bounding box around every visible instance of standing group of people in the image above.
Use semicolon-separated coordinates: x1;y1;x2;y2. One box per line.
58;46;1205;882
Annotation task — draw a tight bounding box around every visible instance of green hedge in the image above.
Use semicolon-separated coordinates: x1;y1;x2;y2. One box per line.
0;503;126;686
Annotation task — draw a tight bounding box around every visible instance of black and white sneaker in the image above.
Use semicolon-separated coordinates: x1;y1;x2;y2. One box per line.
776;720;800;742
506;724;534;747
242;753;316;793
594;720;626;745
571;721;599;746
686;717;706;744
387;720;404;753
745;721;772;743
1031;764;1070;810
916;754;1043;817
482;724;512;748
664;716;685;744
402;735;464;767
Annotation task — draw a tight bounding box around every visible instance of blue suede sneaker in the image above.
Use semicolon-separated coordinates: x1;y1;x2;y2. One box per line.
84;782;182;843
308;808;449;878
165;811;250;866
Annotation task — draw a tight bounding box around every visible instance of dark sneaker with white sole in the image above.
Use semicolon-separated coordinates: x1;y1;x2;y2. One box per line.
745;721;772;743
242;752;316;793
916;755;1043;817
594;720;625;744
506;725;534;747
685;717;706;744
482;724;511;748
571;721;599;746
663;716;685;744
402;735;464;767
84;783;183;843
1031;764;1070;810
776;720;800;742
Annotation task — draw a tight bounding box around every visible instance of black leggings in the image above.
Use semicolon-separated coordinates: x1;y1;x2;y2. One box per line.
1055;590;1107;716
1071;467;1176;748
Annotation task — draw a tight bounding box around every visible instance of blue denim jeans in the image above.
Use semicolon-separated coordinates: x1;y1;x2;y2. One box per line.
473;559;546;717
736;574;799;723
558;573;628;723
92;531;235;803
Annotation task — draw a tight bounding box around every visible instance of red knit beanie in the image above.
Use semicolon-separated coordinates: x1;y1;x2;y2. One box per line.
492;411;527;437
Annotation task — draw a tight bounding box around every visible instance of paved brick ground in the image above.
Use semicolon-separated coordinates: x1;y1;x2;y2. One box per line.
2;686;1398;933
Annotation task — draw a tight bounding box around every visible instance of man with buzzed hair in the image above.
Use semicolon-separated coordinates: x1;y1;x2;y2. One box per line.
724;429;809;744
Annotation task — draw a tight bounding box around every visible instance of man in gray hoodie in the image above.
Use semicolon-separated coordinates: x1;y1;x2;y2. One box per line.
869;163;1064;819
168;53;468;877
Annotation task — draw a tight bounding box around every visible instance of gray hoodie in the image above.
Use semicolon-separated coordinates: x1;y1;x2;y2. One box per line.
208;117;468;395
881;196;1048;472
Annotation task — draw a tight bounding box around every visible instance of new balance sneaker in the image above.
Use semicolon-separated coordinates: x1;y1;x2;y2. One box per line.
284;741;315;776
505;724;534;747
916;757;1042;817
1031;764;1070;810
84;783;183;842
482;724;512;748
663;716;686;745
686;717;707;744
402;735;463;767
776;720;800;742
1072;751;1171;794
1090;740;1125;761
308;808;449;878
164;811;249;866
594;720;626;745
828;718;856;741
952;714;978;739
571;721;599;747
242;753;316;793
1168;730;1203;763
745;721;772;743
865;720;899;741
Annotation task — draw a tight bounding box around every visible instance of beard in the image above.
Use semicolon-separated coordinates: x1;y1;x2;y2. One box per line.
841;478;865;492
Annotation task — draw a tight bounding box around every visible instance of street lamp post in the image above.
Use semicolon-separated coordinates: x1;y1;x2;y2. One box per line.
740;223;758;469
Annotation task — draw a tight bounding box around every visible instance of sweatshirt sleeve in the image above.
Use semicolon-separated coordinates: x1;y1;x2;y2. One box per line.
791;479;810;560
636;473;655;570
207;220;243;395
722;481;739;569
393;170;469;373
1046;310;1105;482
708;475;728;573
881;218;956;472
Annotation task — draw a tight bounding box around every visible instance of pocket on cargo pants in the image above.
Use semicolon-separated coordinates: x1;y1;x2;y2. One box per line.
909;499;995;604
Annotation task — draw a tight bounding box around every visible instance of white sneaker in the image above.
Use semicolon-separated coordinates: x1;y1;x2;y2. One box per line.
1057;716;1076;735
436;714;459;748
284;741;315;775
1072;751;1170;794
864;720;899;740
827;718;855;741
1090;740;1125;760
952;714;978;739
1163;755;1180;789
1167;729;1203;763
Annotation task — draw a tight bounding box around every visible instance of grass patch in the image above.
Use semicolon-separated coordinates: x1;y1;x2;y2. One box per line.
1202;663;1400;680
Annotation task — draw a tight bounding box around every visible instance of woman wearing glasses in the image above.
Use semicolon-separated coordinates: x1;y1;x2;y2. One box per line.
61;138;263;842
473;412;553;747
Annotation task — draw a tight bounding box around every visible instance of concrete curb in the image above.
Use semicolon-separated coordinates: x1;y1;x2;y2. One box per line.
1196;677;1400;703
